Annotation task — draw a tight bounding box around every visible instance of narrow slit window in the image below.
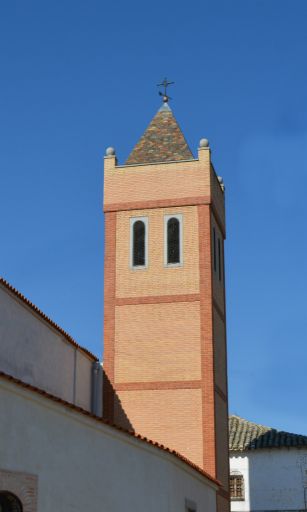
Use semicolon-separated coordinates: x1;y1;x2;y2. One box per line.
130;218;148;268
213;227;217;272
168;218;180;264
164;215;182;266
218;238;222;281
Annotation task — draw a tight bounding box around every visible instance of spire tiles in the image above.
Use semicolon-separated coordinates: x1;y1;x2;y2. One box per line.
126;79;193;165
125;104;193;165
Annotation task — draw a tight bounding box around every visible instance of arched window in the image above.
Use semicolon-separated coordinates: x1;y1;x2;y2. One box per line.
230;472;244;500
165;214;183;266
130;217;148;268
0;492;23;512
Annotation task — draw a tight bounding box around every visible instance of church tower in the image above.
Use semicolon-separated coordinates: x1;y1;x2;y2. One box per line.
103;95;229;512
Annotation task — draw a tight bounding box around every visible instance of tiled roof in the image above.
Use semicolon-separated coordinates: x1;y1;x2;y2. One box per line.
125;103;194;165
229;415;307;451
0;370;220;488
0;277;98;361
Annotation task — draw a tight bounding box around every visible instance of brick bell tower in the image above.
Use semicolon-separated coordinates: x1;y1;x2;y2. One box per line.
103;94;229;511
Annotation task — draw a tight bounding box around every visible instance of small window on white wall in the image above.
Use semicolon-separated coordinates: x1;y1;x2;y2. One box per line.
185;498;197;512
130;217;148;269
164;214;183;266
230;472;245;500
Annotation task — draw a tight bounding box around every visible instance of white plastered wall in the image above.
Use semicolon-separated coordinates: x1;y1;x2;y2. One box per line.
229;455;250;512
0;284;94;411
230;449;307;512
0;378;217;512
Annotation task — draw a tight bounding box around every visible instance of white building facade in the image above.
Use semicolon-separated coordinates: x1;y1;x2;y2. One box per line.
0;278;102;415
0;372;218;512
229;415;307;512
0;277;219;511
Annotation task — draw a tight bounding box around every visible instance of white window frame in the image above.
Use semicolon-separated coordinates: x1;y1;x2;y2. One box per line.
164;213;183;267
130;216;148;270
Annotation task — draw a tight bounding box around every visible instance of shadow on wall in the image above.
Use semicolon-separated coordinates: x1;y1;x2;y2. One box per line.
102;370;133;432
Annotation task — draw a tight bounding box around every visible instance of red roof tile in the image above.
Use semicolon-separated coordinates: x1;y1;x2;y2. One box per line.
229;415;307;451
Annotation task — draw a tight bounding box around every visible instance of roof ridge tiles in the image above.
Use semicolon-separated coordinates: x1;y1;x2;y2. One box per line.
229;414;307;451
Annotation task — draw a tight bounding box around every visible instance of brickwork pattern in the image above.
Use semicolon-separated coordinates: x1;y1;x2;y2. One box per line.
198;204;229;503
215;394;230;488
217;493;230;512
103;212;117;422
114;388;203;468
103;116;229;512
211;213;226;315
198;204;217;476
114;301;201;383
0;469;38;511
104;150;211;209
116;206;200;298
213;309;227;396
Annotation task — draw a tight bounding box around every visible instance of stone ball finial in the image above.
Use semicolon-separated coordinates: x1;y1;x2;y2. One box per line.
106;147;115;156
199;138;209;148
218;176;225;192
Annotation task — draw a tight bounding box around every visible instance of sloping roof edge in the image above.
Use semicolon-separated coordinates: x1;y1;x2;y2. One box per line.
0;370;220;488
0;277;98;361
229;414;307;451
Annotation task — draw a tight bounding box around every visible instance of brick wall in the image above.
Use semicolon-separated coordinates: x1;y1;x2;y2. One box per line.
0;469;38;511
115;206;200;297
104;149;211;209
114;301;201;383
103;147;229;512
115;388;203;467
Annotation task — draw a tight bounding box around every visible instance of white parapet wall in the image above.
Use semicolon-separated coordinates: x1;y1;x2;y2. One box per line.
0;279;98;412
0;375;218;512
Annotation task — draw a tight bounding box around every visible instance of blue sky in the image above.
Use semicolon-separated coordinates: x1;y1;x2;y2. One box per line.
1;1;306;434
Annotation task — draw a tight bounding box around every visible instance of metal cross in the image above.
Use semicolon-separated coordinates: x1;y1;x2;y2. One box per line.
157;78;175;103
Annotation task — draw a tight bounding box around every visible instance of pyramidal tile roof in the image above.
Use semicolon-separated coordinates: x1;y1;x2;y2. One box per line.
229;415;307;451
125;103;194;165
